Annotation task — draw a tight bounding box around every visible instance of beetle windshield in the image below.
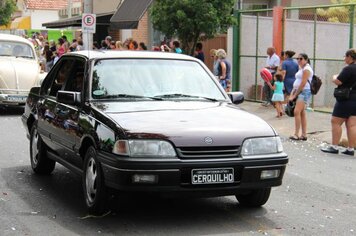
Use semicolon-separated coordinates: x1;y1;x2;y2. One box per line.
0;41;35;59
91;59;226;101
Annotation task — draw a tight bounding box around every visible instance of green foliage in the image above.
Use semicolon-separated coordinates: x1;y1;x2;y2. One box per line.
0;0;16;26
150;0;236;55
317;0;356;23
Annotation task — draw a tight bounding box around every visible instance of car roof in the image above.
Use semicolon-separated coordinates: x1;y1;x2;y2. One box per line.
0;33;33;45
70;50;200;61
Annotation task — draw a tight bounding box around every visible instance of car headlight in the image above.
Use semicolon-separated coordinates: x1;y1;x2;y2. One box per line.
241;136;283;157
113;139;176;158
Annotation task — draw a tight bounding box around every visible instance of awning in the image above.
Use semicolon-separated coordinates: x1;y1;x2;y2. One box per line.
42;12;115;29
110;0;153;29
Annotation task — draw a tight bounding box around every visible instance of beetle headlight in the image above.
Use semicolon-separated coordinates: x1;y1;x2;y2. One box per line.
241;137;283;157
113;139;176;158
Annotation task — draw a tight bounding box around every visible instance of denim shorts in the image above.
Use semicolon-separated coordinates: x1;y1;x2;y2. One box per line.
219;79;231;90
297;89;312;105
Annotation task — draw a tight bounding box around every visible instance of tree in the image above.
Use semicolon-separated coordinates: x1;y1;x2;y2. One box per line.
0;0;16;26
317;0;356;23
150;0;236;55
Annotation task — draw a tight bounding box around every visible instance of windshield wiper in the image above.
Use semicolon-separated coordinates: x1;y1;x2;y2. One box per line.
154;93;219;102
98;94;162;100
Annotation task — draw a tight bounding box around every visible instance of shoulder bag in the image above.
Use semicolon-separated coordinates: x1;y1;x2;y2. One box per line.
334;80;356;101
308;74;322;95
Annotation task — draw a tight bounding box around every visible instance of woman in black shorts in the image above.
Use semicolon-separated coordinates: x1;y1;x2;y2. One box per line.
321;49;356;156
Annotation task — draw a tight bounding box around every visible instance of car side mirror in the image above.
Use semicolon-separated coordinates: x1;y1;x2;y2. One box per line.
57;91;81;105
227;91;244;105
29;87;41;96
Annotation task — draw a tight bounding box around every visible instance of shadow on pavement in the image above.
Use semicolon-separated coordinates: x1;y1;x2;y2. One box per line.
0;164;280;235
0;106;24;116
0;164;282;235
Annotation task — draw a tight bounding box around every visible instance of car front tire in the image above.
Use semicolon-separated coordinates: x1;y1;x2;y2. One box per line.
236;188;271;207
30;125;55;175
82;146;108;215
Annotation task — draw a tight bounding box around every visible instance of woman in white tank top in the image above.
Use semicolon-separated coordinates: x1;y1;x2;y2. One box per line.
288;53;313;141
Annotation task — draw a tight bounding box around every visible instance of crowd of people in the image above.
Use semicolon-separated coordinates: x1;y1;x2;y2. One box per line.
262;46;355;156
24;33;214;73
262;47;313;141
26;33;153;72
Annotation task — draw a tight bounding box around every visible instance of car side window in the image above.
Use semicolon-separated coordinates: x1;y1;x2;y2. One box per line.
63;60;85;92
48;59;75;97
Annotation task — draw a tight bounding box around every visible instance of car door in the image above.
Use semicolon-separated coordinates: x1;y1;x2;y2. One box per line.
37;58;75;154
53;59;86;168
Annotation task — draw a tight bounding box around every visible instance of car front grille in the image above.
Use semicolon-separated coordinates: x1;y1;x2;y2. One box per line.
176;146;240;159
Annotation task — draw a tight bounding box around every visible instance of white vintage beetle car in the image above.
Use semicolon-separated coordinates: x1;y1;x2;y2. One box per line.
0;33;45;107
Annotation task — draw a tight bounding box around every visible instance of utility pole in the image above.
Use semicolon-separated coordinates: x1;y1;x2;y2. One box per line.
83;0;93;50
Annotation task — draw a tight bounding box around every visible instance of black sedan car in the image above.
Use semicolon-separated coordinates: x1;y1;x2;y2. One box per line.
22;50;288;214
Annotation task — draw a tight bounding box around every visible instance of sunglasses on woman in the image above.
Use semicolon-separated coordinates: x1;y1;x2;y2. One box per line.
297;57;304;61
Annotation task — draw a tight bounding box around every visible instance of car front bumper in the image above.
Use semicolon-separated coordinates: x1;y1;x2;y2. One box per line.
98;151;288;196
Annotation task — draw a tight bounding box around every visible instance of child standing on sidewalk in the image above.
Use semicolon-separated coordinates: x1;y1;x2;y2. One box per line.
268;74;284;118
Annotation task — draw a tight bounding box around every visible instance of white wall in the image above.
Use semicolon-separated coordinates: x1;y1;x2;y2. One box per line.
121;30;132;41
26;10;59;29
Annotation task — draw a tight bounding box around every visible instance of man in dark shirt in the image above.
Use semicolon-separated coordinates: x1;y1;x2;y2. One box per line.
195;42;205;62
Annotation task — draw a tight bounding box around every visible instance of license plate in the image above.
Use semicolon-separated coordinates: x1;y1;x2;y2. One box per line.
6;95;27;102
191;168;234;185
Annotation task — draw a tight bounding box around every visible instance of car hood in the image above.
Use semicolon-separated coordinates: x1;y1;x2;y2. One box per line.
93;101;276;146
0;57;40;93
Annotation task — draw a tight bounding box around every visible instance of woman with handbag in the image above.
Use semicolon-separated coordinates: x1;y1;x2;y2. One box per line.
288;53;313;141
321;49;356;156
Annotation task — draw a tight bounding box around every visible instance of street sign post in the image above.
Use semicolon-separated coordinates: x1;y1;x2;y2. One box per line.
82;13;96;34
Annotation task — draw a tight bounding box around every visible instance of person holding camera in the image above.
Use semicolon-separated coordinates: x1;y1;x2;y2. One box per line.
321;49;356;156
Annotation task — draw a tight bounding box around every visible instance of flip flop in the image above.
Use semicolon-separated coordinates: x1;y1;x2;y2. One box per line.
289;135;300;140
300;136;307;141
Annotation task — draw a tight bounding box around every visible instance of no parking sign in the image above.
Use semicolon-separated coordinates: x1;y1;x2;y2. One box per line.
82;13;96;34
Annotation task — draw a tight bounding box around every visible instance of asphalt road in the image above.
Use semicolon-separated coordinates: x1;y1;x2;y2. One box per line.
0;107;355;236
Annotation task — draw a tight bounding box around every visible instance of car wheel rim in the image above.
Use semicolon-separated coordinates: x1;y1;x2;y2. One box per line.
31;129;39;165
86;157;97;204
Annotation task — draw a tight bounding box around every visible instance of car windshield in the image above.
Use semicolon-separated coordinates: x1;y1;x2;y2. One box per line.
91;59;226;101
0;40;35;59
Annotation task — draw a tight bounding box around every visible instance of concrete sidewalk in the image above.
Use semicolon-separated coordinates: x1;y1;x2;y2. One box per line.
239;101;348;144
